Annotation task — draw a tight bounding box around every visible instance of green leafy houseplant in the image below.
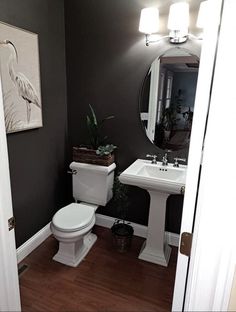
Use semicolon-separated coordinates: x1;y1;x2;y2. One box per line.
162;107;176;132
175;89;183;114
96;144;117;156
111;175;134;252
86;104;114;150
73;105;117;166
162;90;183;132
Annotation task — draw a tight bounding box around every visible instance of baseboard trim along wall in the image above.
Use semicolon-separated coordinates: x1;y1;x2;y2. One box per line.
16;223;51;264
95;213;180;247
16;213;180;263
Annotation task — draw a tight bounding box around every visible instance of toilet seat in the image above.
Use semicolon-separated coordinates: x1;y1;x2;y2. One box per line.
52;203;96;232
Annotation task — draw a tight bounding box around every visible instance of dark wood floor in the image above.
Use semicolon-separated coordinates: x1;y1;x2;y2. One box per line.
19;226;178;312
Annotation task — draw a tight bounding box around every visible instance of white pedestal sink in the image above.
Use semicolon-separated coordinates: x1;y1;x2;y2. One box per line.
119;159;187;267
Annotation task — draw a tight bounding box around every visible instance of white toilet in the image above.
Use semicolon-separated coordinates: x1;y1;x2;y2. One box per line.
50;161;116;267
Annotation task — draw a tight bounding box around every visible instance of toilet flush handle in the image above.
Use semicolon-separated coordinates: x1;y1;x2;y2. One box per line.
67;169;77;175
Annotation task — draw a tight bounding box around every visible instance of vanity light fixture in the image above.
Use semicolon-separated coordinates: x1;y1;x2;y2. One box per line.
139;7;159;35
196;1;208;28
139;1;207;46
168;2;189;44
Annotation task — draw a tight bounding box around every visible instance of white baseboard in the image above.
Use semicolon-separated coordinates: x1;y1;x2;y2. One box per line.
16;223;51;264
16;214;180;264
95;213;180;247
165;231;180;247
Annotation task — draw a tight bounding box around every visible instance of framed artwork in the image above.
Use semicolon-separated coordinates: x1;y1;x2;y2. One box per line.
0;22;42;133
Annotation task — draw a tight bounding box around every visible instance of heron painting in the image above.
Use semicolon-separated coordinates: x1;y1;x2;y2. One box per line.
0;22;42;133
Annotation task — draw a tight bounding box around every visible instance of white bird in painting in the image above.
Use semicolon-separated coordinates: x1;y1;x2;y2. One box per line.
0;39;41;123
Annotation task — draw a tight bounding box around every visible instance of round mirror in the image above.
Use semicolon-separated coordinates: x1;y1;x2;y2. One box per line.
140;47;199;151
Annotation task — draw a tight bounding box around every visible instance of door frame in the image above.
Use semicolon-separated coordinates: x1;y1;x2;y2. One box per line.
184;0;236;309
173;0;236;310
0;74;21;310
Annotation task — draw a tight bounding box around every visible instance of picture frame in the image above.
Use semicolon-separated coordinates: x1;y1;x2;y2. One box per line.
0;22;42;133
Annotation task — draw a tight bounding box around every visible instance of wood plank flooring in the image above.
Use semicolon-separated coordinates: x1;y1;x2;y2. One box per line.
19;226;178;312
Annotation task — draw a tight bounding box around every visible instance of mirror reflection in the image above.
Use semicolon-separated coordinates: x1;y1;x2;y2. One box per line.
140;48;199;151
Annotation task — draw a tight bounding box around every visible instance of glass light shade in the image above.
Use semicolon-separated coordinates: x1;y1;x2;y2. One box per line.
168;2;189;32
139;8;159;34
197;1;208;28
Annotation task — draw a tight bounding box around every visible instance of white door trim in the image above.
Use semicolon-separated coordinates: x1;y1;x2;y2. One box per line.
184;0;236;310
172;0;224;310
0;77;21;310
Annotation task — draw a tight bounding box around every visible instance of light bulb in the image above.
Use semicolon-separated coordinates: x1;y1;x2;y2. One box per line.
139;7;159;34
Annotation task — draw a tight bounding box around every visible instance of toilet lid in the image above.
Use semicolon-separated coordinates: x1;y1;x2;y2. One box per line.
52;203;96;232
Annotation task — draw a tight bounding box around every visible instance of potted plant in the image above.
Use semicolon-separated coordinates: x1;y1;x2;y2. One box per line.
161;108;172;141
175;89;184;114
161;105;177;141
73;105;117;166
182;106;193;130
111;175;134;253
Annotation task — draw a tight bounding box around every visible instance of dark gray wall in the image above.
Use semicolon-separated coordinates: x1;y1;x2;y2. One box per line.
0;0;69;247
64;0;186;230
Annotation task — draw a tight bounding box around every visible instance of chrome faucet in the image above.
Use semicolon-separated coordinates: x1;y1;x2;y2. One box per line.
162;153;168;166
173;157;186;167
146;154;158;164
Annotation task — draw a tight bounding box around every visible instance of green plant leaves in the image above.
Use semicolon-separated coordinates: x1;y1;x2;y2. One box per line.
88;104;98;126
96;144;117;156
86;104;115;149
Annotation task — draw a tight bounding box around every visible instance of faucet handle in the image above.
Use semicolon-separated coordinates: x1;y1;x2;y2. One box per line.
162;153;169;166
173;157;186;167
146;154;158;164
67;169;77;175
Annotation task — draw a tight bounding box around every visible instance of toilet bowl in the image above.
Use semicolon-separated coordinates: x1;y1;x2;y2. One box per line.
51;161;116;267
51;202;98;267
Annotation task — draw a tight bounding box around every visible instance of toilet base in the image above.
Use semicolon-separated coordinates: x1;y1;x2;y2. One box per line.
53;232;97;267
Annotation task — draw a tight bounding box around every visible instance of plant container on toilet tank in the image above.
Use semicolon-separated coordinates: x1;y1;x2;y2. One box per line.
73;105;117;166
111;175;134;253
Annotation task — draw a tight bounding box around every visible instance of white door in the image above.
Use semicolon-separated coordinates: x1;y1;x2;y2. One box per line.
0;74;21;310
172;0;222;309
183;0;236;309
172;0;236;311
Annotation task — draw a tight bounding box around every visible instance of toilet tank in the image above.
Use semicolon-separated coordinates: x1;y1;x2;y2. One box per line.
69;162;116;206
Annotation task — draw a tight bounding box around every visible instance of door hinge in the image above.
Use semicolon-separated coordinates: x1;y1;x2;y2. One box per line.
180;232;193;257
8;216;15;231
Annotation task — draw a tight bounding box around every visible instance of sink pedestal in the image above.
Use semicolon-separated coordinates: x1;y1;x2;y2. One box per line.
119;159;186;267
138;190;171;267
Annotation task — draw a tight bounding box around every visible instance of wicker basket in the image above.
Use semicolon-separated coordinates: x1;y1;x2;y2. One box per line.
72;146;114;166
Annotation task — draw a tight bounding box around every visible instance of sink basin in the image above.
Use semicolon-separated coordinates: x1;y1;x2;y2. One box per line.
120;159;186;194
119;158;187;267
